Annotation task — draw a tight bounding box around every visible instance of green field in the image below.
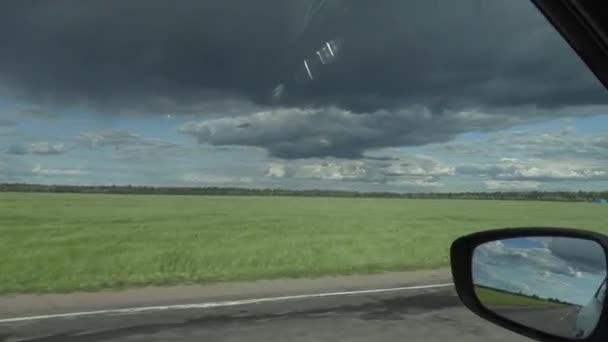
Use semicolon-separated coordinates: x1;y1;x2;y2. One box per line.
475;286;569;308
1;192;606;294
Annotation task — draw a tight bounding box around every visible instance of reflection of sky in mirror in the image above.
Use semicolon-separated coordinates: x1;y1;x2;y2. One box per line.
473;237;607;306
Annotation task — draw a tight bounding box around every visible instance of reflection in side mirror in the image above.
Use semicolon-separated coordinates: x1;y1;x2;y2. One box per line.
472;237;607;339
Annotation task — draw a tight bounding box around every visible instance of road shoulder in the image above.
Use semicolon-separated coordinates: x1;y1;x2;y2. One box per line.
0;268;451;319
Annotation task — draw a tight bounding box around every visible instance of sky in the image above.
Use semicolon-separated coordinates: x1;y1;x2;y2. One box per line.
473;237;607;306
0;0;607;192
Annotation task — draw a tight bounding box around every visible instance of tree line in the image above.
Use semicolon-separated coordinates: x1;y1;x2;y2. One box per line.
0;183;607;202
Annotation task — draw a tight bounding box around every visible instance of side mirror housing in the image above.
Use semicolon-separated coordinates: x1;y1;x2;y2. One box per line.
451;227;608;342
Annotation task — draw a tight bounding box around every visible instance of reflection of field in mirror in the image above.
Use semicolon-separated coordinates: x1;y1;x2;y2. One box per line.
473;236;606;339
476;285;581;338
475;285;575;309
473;237;606;307
475;286;582;338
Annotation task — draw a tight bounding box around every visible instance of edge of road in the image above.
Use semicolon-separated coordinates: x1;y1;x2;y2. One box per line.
0;268;452;320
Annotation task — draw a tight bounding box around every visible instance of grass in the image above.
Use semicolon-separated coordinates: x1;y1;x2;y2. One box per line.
0;192;606;294
475;286;569;308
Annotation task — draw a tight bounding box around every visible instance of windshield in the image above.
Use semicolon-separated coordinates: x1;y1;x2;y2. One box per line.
0;1;607;341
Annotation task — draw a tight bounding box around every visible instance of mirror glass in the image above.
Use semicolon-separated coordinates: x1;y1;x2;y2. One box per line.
472;236;607;339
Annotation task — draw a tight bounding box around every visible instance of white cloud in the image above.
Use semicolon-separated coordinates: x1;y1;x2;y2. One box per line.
263;155;453;189
77;130;175;149
504;162;607;180
462;157;607;183
384;155;455;177
27;142;65;155
182;173;252;184
475;238;579;278
390;178;443;187
294;161;367;181
485;180;541;190
266;163;286;178
265;160;369;181
500;157;521;163
489;128;608;160
3;142;66;155
32;164;88;176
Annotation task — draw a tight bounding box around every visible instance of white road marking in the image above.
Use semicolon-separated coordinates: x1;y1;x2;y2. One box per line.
0;283;453;324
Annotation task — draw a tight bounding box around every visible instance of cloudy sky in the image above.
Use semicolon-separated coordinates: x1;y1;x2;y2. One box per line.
0;0;607;192
473;237;606;306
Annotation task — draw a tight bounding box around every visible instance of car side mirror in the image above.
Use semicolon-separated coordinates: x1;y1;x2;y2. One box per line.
451;228;608;342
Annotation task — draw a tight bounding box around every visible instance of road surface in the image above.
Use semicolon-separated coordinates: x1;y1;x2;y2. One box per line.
496;306;578;338
0;270;533;342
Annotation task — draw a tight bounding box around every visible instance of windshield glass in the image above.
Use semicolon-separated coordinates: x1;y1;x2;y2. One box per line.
0;1;607;341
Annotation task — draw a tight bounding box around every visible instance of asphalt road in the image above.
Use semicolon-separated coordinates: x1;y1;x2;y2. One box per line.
496;306;578;338
0;270;533;342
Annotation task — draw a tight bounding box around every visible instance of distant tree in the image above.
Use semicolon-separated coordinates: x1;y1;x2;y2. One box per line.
0;183;606;201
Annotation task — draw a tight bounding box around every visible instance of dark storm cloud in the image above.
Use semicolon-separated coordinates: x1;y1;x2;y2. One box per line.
1;0;607;158
1;0;606;113
178;106;525;158
0;0;303;112
549;238;607;275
